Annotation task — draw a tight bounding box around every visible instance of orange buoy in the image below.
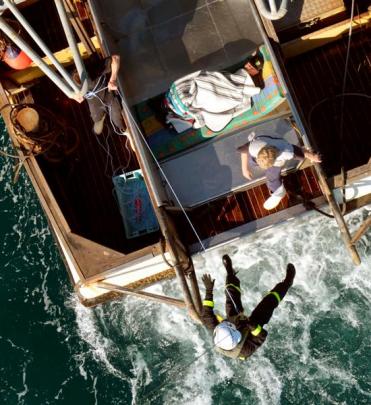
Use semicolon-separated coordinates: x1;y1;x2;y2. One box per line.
3;44;32;70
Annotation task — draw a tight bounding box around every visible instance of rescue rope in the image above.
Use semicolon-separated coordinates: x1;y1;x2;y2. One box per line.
338;0;355;214
225;285;240;314
82;76;132;177
308;91;371;213
308;0;371;216
140;328;237;404
0;102;80;182
114;90;207;252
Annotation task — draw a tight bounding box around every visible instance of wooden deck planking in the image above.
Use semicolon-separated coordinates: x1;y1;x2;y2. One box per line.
29;76;160;254
175;167;323;246
287;30;371;177
235;192;254;223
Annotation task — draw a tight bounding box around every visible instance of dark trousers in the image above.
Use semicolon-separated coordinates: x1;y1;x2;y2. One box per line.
87;90;124;130
265;166;283;193
249;156;282;192
225;273;291;326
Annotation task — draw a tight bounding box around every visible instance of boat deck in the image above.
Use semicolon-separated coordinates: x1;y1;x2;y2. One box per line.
286;28;371;177
171;165;322;247
91;0;264;105
27;78;160;254
6;0;368;264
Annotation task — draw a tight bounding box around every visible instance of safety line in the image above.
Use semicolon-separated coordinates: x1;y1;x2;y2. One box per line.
117;92;207;252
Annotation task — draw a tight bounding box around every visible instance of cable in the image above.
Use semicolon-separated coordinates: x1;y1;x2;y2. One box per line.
101;82;207;250
1;102;80;165
84;79;133;178
117;91;207;252
225;286;240;314
338;0;355;214
140;324;238;404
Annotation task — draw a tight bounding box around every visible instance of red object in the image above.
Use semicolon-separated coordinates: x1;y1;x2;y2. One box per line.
3;44;32;70
134;198;143;223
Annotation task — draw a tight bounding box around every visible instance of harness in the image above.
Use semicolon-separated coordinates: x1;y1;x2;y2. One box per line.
204;288;281;361
211;310;265;360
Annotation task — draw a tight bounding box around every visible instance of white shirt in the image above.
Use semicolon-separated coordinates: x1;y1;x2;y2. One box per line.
248;135;294;167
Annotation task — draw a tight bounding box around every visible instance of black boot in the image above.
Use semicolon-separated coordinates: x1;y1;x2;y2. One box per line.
284;263;296;287
222;254;237;276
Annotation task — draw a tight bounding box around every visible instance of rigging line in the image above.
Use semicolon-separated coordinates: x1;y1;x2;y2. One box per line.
141;324;236;404
83;91;134;179
94;128;114;178
308;93;371;131
225;286;239;314
0;148;25;160
142;348;211;404
338;0;355;214
118;92;207;252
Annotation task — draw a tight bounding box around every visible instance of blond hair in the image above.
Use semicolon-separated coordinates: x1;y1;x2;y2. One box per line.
256;146;278;169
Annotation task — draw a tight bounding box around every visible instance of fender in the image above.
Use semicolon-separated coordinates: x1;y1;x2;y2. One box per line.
3;44;32;70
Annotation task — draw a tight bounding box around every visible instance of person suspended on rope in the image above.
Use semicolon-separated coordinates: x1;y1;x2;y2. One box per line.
201;255;296;360
238;134;321;210
72;54;126;135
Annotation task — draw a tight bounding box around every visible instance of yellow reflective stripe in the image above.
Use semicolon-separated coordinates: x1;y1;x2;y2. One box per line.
251;324;262;336
203;300;214;308
216;313;224;323
225;283;241;293
239;356;246;361
267;291;281;304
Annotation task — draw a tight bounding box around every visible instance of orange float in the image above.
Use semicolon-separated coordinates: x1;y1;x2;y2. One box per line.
3;44;32;70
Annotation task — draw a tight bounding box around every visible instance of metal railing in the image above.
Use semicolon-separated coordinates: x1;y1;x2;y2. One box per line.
0;0;88;99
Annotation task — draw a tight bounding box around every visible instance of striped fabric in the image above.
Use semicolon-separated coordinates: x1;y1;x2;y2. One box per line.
167;69;261;132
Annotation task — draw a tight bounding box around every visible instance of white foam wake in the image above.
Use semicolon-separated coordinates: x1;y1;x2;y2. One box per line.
70;205;371;404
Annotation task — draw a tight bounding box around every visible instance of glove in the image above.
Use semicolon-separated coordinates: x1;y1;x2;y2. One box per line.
202;273;215;291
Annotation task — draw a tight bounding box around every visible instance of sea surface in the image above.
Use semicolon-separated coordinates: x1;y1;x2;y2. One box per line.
1;121;370;405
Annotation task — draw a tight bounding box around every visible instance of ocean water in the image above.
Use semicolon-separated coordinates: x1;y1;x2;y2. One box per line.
1;121;370;405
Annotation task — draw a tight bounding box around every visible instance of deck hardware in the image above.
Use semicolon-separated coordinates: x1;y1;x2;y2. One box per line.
254;0;288;20
0;0;88;98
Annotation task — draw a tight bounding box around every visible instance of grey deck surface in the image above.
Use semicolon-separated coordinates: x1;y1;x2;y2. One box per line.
92;0;263;105
160;118;301;208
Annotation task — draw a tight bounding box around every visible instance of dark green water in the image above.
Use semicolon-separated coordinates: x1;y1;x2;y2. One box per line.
1;121;370;405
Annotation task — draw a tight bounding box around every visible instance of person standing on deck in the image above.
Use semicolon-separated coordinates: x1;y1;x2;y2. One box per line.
72;54;126;135
239;136;321;209
201;255;296;360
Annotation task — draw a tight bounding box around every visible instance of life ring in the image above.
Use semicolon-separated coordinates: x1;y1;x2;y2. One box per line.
3;44;32;70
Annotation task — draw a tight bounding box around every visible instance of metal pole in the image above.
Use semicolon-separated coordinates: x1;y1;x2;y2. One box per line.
0;16;76;98
63;0;96;56
315;167;361;265
3;0;80;93
87;0;202;320
187;270;203;315
96;282;187;309
249;0;361;265
54;0;88;95
351;216;371;245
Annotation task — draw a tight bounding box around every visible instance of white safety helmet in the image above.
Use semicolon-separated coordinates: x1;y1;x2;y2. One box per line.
213;322;242;351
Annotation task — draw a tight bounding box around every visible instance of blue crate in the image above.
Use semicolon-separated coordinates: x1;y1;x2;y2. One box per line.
112;170;159;239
